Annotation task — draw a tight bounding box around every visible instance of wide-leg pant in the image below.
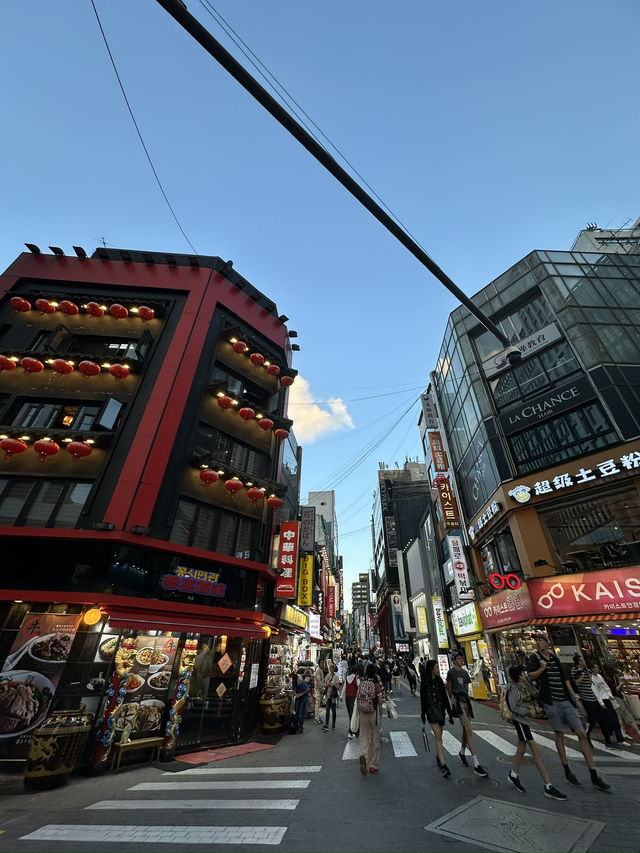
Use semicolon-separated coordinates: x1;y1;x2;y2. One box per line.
359;709;380;769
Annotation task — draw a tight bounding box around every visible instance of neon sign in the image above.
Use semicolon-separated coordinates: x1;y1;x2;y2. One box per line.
489;572;521;590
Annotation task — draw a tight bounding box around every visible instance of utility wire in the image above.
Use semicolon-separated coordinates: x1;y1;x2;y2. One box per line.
90;0;198;255
289;386;425;405
198;0;428;249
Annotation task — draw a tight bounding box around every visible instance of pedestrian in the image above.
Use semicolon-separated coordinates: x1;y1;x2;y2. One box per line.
446;651;488;777
338;654;348;685
357;662;384;775
322;662;340;731
392;659;401;691
607;668;640;740
342;664;360;739
293;670;310;734
405;658;418;695
527;631;610;791
313;659;326;725
570;654;601;745
506;665;567;800
420;659;453;778
591;663;625;749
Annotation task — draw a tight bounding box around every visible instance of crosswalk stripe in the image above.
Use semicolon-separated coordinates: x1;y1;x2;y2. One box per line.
165;765;322;775
565;734;640;762
530;733;583;760
441;730;463;756
88;799;299;811
341;738;363;760
129;780;310;791
20;825;287;845
474;730;518;756
390;731;417;757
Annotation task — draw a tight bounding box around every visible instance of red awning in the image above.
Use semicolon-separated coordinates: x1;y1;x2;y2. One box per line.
530;613;639;625
107;609;269;639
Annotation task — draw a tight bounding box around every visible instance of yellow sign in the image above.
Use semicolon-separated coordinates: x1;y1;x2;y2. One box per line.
297;555;313;607
281;604;308;629
416;606;428;634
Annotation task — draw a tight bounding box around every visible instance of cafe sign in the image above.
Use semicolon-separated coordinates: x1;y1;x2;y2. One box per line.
451;602;482;637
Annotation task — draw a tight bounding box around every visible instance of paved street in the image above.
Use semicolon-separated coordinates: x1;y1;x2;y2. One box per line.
1;684;639;852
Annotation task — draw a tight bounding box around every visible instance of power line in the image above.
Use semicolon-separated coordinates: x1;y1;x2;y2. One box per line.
90;0;198;255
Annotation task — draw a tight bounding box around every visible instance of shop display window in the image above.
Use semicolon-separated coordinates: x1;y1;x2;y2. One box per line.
539;487;640;573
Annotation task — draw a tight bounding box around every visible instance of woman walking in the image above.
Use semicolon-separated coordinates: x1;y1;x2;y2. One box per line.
591;663;625;748
357;663;384;775
570;654;601;745
420;659;453;777
342;665;360;739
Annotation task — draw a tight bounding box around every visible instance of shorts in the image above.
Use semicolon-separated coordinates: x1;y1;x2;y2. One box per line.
513;721;533;743
543;700;583;732
455;703;472;727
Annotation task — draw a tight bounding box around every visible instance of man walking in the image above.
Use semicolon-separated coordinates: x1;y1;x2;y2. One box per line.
314;659;326;725
322;662;340;731
527;631;610;791
446;651;488;777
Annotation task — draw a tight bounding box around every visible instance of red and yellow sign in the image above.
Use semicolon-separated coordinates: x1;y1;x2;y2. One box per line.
275;521;300;599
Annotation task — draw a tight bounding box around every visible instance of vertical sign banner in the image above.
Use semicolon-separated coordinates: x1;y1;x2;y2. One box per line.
431;595;449;649
428;431;449;472
300;506;316;552
275;521;300;599
308;612;321;639
297;555;313;607
447;535;475;602
416;606;429;634
436;477;461;528
326;586;336;618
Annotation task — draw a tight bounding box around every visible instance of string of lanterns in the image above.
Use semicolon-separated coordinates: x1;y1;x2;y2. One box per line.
229;337;294;389
0;435;94;462
198;465;284;511
10;296;155;322
214;392;289;441
0;355;130;380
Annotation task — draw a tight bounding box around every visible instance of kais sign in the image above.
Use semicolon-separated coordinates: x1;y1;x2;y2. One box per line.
529;567;640;616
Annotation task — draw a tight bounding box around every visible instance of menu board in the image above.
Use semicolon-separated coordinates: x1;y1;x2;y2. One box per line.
0;612;82;760
104;634;179;742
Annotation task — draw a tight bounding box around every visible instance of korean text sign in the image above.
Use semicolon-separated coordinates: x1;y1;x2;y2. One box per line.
275;521;300;599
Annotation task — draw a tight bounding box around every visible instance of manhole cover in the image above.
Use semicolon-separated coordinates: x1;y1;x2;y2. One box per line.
457;777;501;789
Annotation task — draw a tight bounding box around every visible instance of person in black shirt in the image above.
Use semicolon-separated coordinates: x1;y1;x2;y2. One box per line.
420;660;454;777
527;632;609;792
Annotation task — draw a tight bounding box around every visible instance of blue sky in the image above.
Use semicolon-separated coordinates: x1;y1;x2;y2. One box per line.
2;1;638;606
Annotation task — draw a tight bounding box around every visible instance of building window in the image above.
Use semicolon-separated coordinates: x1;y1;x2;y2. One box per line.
509;403;618;474
194;425;268;478
210;364;279;414
491;342;581;409
169;498;259;559
6;400;105;431
539;487;640;573
0;479;92;528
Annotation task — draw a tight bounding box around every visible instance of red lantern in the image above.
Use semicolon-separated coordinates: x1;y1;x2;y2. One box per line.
21;357;44;375
79;360;101;378
33;439;60;462
51;359;74;376
0;356;17;372
199;469;219;488
10;296;31;312
280;375;294;387
67;441;93;461
247;487;264;505
238;407;255;422
249;353;264;366
109;364;130;380
217;395;234;412
0;437;28;460
138;306;154;322
110;304;128;319
233;341;248;354
274;428;289;441
225;478;243;498
267;364;280;377
258;418;274;431
86;302;105;318
59;300;79;316
267;495;283;511
35;299;56;315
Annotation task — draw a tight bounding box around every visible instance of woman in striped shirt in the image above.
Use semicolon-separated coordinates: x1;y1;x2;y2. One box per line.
570;654;601;745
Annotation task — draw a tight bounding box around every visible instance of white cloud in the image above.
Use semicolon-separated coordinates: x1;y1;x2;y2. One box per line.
287;376;354;444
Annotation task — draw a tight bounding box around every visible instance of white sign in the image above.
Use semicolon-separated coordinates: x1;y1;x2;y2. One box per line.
451;602;481;637
447;535;475;603
431;595;449;649
249;663;259;689
437;654;449;681
482;323;562;379
308;612;321;639
468;501;501;539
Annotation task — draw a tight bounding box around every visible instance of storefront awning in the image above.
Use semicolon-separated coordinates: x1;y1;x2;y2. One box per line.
108;609;269;639
531;613;639;625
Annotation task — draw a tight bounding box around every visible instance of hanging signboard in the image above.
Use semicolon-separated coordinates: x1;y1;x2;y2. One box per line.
436;477;461;529
300;506;316;552
428;431;449;473
326;586;336;619
275;521;300;599
431;595;449;649
447;535;475;602
297;555;313;607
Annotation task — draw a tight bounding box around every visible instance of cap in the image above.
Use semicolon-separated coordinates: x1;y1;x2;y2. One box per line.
531;631;548;640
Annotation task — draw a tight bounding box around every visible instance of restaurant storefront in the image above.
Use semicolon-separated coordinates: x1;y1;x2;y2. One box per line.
451;601;494;698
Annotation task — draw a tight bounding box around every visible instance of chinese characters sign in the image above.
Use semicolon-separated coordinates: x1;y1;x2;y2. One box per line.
468;502;501;540
297;555;313;607
447;535;475;603
161;574;226;598
300;506;316;552
275;521;300;599
428;431;449;472
508;450;640;504
436;477;461;529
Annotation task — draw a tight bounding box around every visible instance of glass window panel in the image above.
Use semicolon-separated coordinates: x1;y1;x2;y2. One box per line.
191;505;216;551
22;481;65;527
235;518;254;557
170;500;197;546
0;481;33;524
215;514;236;555
595;326;640;363
54;483;91;528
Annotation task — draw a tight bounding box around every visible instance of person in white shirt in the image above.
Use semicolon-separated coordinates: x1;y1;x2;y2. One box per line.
591;663;625;748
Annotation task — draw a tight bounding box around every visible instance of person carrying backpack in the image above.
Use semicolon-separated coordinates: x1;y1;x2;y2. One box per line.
357;663;384;775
